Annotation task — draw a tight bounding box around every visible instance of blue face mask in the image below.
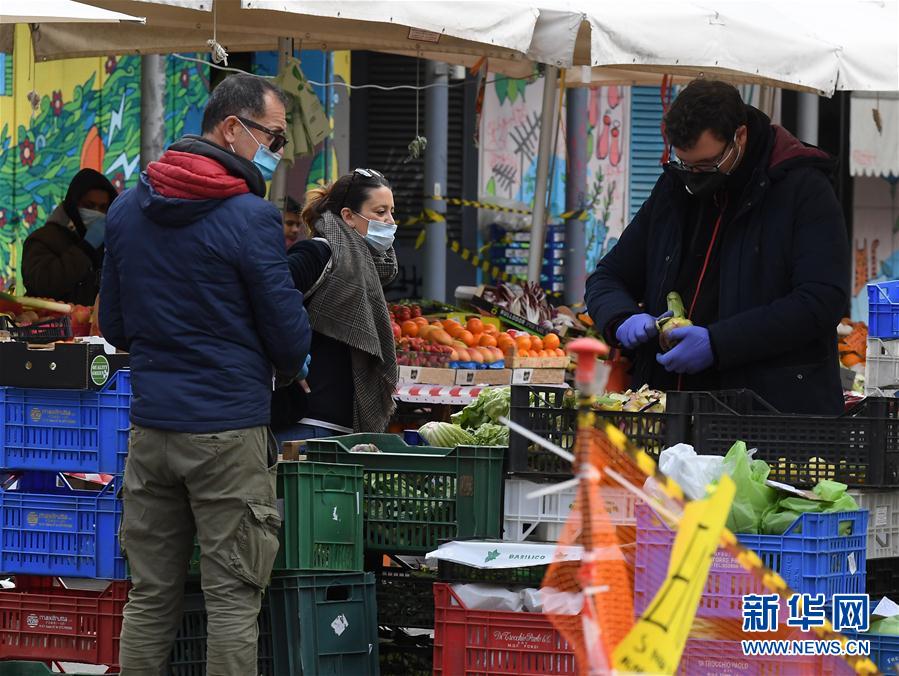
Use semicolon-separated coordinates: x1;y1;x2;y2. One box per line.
354;211;396;253
235;119;281;181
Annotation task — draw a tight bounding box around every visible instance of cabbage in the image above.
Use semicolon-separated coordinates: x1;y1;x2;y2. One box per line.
418;421;476;448
473;423;510;446
451;387;510;429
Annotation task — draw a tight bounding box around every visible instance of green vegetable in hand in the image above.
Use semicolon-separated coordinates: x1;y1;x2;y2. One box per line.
657;292;693;351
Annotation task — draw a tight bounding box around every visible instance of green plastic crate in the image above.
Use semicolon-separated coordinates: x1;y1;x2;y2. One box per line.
269;572;379;676
275;461;364;572
305;434;505;553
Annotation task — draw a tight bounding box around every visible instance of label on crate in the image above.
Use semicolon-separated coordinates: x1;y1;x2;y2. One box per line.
875;505;889;528
848;552;857;575
90;355;111;386
28;406;77;427
331;613;349;636
492;628;556;651
25;510;75;531
24;612;75;633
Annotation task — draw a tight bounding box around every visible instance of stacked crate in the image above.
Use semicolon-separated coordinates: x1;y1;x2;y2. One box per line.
0;367;132;671
488;223;566;295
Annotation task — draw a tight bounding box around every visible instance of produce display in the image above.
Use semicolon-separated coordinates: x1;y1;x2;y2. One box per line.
417;388;511;447
480;282;586;334
595;386;666;413
0;293;93;338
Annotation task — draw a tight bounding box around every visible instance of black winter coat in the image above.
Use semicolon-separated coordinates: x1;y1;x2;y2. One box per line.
585;122;849;415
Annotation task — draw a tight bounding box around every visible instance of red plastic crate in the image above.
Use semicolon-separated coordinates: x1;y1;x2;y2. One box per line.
432;582;576;675
0;576;129;669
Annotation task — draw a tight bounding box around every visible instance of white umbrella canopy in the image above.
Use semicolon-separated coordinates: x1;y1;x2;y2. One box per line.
0;0;144;24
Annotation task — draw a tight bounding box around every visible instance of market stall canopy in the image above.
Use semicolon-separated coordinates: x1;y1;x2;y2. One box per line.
0;0;145;24
850;92;899;177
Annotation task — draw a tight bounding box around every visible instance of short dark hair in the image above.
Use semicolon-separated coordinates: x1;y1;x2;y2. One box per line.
201;73;290;134
302;170;392;230
284;195;302;214
664;80;748;150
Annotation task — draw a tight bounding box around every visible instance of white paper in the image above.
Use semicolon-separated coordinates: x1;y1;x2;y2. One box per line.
873;597;899;618
331;614;349;636
875;505;889;528
848;552;858;575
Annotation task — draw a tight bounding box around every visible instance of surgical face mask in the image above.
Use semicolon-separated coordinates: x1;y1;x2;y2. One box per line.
354;211;396;253
234;119;281;181
78;208;105;227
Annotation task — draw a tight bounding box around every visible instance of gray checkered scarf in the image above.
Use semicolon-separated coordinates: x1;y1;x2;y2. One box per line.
307;211;398;432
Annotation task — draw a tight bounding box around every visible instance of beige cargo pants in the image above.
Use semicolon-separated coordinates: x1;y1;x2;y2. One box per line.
118;425;281;676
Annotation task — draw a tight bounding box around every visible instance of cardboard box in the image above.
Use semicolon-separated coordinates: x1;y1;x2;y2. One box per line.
508;355;570;369
0;339;129;390
512;368;567;385
398;365;457;386
454;369;512;386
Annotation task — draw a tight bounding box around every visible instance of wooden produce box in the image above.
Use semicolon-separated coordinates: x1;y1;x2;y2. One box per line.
507;355;570;369
511;368;567;385
454;369;513;386
397;365;457;386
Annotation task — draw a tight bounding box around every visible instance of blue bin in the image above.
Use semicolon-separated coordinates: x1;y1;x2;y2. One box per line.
868;282;899;338
844;632;899;673
0;370;131;474
0;472;125;579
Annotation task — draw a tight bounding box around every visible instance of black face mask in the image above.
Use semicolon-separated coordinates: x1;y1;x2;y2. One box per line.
672;168;729;198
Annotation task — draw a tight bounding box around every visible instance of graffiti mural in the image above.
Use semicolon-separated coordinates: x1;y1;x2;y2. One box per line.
478;74;630;275
0;26;208;289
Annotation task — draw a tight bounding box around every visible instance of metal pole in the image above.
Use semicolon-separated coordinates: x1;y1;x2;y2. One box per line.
423;60;449;302
527;65;560;284
797;92;819;146
269;37;293;206
564;86;588;305
140;54;166;169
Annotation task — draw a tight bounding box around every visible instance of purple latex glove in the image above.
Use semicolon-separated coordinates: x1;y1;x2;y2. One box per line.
656;326;714;374
616;311;673;349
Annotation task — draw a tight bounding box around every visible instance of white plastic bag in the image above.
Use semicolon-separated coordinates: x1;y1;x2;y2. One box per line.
452;583;523;612
657;444;725;500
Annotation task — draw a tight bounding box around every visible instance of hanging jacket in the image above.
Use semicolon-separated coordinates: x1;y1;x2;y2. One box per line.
585;109;849;415
99;135;310;432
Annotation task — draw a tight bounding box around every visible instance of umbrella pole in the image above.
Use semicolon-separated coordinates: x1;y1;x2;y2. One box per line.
423;60;449;302
527;65;559;284
269;37;293;209
564;86;588;305
140;54;166;169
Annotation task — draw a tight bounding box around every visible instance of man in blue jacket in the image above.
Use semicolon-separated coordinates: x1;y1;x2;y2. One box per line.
100;73;310;674
586;80;849;415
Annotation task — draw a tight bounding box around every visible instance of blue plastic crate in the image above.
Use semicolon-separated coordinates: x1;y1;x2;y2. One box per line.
844;632;899;673
634;504;868;620
868;282;899;338
0;472;124;579
0;370;131;474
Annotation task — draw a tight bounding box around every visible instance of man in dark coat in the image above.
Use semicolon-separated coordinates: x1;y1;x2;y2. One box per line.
100;73;311;674
585;80;849;415
22;168;117;305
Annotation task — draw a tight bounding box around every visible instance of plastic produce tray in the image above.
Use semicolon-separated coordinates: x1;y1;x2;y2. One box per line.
503;478;639;542
868;281;899;338
374;564;436;629
274;461;363;572
848;489;899;559
669;389;899;487
0;472;124;579
508;385;679;476
432;582;576;675
634;504;868;619
269;572;379;676
304;434;504;553
170;589;273;676
865;555;899;600
0;369;131;474
0;576;128;668
0;315;73;343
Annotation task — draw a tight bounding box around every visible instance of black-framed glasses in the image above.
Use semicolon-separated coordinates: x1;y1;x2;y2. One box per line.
667;132;738;173
236;116;288;153
340;167;385;208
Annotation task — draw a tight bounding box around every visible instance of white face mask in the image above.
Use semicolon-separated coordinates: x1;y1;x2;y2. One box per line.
354;211;396;253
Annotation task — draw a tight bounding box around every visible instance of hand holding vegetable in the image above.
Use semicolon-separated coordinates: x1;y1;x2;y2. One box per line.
616;311;672;349
656;292;693;351
656;325;714;374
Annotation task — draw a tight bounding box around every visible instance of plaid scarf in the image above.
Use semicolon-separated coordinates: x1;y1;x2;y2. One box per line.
307;211;398;432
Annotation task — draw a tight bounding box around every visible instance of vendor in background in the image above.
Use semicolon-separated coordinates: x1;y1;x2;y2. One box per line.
585;80;849;415
22;168;117;305
283;195;306;248
271;168;398;441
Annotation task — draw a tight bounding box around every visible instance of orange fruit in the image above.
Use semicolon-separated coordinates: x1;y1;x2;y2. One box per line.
478;334;497;348
413;316;429;327
530;335;544;352
555;348;566;357
543;333;560;350
431;321;443;328
515;335;532;352
401;320;419;337
447;323;465;338
483;324;499;335
466;318;484;334
538;350;549;358
468;348;484;364
497;335;515;350
459;330;477;347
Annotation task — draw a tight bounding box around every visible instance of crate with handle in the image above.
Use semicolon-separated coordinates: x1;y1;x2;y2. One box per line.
848;489;899;559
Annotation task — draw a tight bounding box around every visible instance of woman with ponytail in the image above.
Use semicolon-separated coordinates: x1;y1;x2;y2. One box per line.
271;168;398;441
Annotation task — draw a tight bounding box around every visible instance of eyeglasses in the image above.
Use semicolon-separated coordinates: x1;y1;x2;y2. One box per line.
667;132;738;173
236;116;288;153
340;168;385;208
